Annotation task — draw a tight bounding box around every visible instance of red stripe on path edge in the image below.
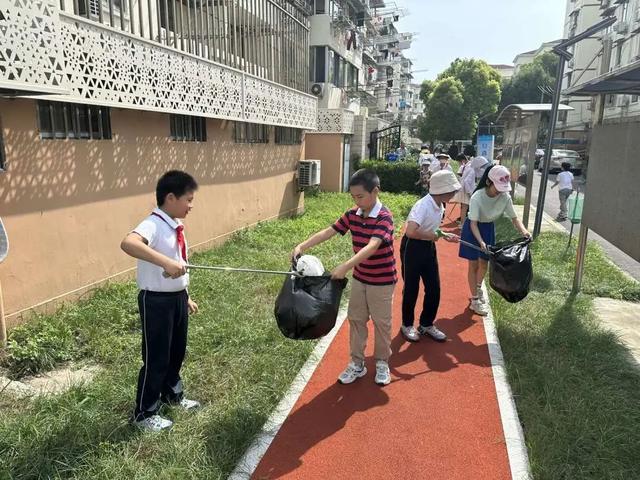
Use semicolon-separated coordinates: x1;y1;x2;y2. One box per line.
253;214;512;480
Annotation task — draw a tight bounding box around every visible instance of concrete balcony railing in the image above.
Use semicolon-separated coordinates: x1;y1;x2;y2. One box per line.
1;0;318;129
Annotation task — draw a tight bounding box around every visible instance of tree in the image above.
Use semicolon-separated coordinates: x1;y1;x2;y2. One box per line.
437;58;502;119
420;77;476;142
500;52;559;110
419;80;435;108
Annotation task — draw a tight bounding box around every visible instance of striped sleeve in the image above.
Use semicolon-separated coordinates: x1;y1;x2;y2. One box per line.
370;213;394;243
331;210;351;236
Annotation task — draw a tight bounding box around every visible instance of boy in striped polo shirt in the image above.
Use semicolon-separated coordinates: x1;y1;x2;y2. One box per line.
292;169;397;386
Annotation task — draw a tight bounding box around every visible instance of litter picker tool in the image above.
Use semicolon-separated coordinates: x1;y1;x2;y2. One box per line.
164;264;303;278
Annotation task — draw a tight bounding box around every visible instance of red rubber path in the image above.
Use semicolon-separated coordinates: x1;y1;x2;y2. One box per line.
253;216;512;480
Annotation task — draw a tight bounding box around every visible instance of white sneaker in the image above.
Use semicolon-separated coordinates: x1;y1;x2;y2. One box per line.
338;361;367;384
470;298;489;316
418;325;447;342
177;398;201;411
374;360;391;386
134;414;173;432
401;325;420;342
476;285;486;304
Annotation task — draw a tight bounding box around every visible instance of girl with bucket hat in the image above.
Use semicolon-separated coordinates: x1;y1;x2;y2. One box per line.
458;165;531;316
400;170;461;343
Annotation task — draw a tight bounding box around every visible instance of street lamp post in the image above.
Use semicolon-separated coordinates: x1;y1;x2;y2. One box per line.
532;16;617;238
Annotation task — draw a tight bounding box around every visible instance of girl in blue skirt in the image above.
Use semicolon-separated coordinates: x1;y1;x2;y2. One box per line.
459;165;530;315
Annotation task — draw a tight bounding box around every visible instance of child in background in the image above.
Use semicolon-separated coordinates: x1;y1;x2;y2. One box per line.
551;162;574;221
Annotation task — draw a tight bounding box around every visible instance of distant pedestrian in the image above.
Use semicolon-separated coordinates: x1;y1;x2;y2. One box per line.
551;162;574;221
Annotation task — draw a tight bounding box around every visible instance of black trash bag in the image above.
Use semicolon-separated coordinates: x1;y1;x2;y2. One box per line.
274;275;348;340
488;238;533;303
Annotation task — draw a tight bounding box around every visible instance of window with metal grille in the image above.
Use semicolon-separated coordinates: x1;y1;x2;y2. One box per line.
37;101;112;140
234;122;269;144
170;115;207;142
275;127;303;145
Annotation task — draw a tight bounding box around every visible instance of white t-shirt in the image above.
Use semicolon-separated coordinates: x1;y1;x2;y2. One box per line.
557;171;574;190
133;208;189;292
407;195;444;234
461;165;477;194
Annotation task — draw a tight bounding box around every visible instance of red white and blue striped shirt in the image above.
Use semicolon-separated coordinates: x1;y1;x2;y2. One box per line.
332;201;397;286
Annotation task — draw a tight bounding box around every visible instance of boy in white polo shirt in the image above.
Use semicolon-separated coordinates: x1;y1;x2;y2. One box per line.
400;170;461;343
121;170;201;432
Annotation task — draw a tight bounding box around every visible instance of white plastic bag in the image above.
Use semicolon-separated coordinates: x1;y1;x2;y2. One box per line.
295;255;325;277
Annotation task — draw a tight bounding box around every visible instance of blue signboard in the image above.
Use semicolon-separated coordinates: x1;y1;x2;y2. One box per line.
477;134;495;160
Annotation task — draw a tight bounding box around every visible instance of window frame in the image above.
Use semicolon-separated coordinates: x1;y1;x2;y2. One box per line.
37;101;112;140
169;114;207;142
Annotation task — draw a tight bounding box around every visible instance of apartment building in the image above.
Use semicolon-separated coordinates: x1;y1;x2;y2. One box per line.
0;0;316;323
305;0;413;191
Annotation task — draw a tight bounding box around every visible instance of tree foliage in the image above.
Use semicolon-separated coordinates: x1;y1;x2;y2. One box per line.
420;77;476;142
500;52;559;109
437;58;502;118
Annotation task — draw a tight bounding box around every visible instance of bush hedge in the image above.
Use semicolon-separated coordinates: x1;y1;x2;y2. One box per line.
359;159;421;194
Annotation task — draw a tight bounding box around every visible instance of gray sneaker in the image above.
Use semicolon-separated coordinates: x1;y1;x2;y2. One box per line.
134;414;173;432
401;325;420;342
374;360;391;386
470;298;489;316
338;361;367;384
418;325;447;342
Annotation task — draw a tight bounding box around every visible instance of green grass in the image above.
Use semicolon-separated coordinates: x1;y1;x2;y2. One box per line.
0;192;417;480
491;218;640;479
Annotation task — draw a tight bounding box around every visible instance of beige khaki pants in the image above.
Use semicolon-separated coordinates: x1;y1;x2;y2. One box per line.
347;278;395;364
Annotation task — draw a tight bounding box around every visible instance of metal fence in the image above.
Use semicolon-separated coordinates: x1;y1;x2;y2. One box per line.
63;0;310;92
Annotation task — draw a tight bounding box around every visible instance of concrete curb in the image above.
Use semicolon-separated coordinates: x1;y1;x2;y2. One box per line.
481;283;533;480
228;306;348;480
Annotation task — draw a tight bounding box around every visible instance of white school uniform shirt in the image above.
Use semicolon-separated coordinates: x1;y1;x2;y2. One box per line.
132;207;189;292
407;194;444;234
461;164;477;194
557;171;574;190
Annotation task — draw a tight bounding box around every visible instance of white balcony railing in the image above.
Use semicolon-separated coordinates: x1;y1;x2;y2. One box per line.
309;108;355;134
2;0;318;130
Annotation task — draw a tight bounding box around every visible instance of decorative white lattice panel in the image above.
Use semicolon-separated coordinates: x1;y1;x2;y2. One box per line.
0;0;68;94
244;76;317;130
311;108;355;134
45;14;317;128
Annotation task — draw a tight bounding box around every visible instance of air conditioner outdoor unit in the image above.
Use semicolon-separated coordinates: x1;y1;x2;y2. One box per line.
310;83;325;98
298;160;321;189
614;21;629;34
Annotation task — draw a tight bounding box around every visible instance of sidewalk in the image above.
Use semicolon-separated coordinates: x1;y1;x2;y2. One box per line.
249;221;517;480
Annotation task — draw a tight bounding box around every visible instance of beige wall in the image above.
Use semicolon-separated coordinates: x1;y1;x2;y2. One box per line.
0;99;304;325
305;134;343;192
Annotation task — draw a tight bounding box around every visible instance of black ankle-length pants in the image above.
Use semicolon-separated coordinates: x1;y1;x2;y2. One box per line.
400;236;441;328
134;289;188;420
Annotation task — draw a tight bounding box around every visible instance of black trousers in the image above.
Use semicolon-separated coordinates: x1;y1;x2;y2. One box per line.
400;235;441;328
134;289;188;420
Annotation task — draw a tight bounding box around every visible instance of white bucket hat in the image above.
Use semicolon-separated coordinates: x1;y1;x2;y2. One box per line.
429;170;461;195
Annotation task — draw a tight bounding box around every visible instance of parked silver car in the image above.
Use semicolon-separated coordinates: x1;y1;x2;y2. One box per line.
538;149;585;175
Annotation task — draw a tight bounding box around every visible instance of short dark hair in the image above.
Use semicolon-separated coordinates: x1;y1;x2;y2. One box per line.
456;153;468;162
156;170;198;206
349;168;380;193
561;162;572;171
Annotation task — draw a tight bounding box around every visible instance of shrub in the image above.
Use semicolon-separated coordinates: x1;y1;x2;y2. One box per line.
359;159;421;194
